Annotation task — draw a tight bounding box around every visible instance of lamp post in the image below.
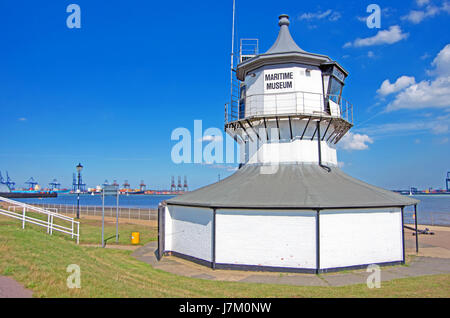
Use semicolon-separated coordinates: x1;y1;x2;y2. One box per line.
76;163;83;219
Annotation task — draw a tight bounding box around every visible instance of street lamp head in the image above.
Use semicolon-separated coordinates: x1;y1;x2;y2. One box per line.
76;163;83;173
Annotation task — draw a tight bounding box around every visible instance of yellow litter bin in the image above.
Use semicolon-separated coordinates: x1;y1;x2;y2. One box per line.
131;232;140;245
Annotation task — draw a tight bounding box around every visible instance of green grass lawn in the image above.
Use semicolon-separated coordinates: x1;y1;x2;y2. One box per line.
0;215;449;298
0;209;156;246
77;217;157;246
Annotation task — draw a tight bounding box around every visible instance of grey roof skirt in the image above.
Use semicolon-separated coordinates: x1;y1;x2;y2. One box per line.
166;164;419;209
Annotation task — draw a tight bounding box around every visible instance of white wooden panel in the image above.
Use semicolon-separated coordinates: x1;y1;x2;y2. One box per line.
329;100;341;117
164;206;172;251
216;210;317;269
320;209;403;269
165;205;213;262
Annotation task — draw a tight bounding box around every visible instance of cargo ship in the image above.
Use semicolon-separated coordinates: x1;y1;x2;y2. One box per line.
85;188;184;196
396;172;450;195
0;185;57;198
394;189;450;196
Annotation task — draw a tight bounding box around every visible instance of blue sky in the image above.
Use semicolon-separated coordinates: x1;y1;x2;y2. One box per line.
0;0;449;190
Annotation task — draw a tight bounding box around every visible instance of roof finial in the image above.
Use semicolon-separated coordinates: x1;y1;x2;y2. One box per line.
278;14;290;27
264;14;304;54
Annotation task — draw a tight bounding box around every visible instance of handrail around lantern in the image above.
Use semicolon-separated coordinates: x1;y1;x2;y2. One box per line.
225;90;353;125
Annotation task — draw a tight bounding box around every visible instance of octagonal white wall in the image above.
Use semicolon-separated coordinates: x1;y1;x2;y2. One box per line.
319;208;403;269
163;205;404;272
215;209;317;269
164;205;213;262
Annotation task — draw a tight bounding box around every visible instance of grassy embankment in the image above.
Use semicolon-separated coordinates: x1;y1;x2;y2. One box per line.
0;204;156;246
0;215;449;297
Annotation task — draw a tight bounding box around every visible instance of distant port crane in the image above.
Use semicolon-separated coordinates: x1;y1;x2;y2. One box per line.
6;172;15;190
170;176;188;192
183;176;188;192
72;172;86;192
170;176;176;192
177;176;182;191
103;180;110;186
140;180;146;191
0;171;4;184
48;178;61;190
112;180;119;186
25;177;38;190
123;180;130;189
447;171;450;192
72;174;76;191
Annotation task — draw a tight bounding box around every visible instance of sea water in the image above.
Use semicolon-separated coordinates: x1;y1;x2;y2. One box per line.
404;195;450;226
14;193;175;209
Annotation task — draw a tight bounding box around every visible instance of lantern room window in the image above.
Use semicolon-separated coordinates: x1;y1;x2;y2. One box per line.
329;78;343;103
320;63;347;113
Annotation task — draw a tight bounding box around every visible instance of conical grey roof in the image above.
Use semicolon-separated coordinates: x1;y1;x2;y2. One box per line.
265;14;305;54
166;164;418;209
235;14;340;80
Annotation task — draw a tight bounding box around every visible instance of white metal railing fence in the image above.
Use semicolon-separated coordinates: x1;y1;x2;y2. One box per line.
0;196;79;243
29;203;157;221
8;206;58;214
225;90;353;124
245;91;353;122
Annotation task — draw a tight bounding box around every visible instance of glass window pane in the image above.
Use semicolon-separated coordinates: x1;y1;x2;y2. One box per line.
329;78;342;97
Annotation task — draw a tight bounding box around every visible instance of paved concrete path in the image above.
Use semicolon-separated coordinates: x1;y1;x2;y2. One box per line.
0;276;33;298
132;226;450;287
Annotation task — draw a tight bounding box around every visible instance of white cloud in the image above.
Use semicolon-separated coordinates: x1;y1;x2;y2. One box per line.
402;1;450;24
430;43;450;76
344;25;408;48
377;76;416;96
386;77;450;111
432;123;449;134
383;44;450;112
402;10;427;23
298;9;341;22
18;117;27;121
358;114;450;137
444;1;450;13
367;51;375;58
328;12;341;21
409;6;439;23
338;132;374;150
417;0;430;6
421;52;431;60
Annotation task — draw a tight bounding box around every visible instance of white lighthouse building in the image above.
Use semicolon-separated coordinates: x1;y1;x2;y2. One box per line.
158;15;418;273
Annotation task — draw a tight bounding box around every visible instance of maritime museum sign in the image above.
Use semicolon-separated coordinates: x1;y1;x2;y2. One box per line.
264;69;295;92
